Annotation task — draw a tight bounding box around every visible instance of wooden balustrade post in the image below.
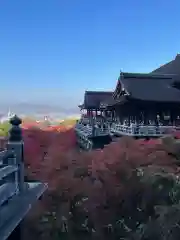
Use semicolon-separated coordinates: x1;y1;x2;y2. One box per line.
7;115;24;193
7;115;24;240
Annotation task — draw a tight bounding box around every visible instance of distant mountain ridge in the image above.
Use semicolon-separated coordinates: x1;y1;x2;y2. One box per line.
0;103;79;114
0;102;79;118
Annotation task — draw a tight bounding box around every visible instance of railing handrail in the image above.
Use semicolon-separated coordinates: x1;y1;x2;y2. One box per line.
111;123;177;136
75;122;111;137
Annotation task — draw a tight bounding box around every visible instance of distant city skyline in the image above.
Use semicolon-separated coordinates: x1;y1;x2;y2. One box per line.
0;102;79;117
0;109;80;123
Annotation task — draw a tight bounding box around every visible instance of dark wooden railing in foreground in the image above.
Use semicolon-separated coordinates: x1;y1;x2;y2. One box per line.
0;115;47;240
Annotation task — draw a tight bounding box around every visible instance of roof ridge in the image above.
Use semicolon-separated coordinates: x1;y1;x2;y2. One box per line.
85;90;113;94
120;72;176;79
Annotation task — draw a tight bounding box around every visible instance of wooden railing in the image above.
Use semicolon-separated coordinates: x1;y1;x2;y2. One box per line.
0;115;47;240
75;122;110;137
111;123;176;137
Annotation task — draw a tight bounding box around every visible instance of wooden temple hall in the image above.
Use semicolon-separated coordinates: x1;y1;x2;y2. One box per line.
75;54;180;150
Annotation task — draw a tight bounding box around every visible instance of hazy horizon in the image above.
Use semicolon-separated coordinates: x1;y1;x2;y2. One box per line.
0;102;80;118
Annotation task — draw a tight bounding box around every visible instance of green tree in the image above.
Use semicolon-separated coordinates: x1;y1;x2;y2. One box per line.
0;121;11;137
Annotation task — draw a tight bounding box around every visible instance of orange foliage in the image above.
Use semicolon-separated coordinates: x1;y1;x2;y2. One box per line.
23;128;180;239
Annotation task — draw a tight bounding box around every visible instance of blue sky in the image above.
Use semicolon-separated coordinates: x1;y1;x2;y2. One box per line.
0;0;180;109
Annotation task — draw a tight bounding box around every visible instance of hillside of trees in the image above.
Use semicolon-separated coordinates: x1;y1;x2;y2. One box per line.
2;119;180;239
13;121;180;240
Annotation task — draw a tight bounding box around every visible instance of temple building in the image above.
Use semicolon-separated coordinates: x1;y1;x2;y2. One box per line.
108;72;180;137
75;91;113;150
75;54;180;149
79;91;113;122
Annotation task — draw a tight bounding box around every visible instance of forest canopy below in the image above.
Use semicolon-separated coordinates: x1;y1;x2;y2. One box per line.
2;116;180;239
19;122;180;240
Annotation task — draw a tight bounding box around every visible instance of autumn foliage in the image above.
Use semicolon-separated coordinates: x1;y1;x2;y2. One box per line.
22;126;180;240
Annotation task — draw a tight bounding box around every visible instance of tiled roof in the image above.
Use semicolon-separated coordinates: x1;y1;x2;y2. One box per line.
152;54;180;75
117;72;180;102
83;91;113;109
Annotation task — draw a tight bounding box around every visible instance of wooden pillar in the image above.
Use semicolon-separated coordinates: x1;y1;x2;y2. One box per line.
143;111;147;125
112;110;115;121
110;110;113;121
112;109;115;121
170;109;175;125
175;108;180;126
87;109;91;124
